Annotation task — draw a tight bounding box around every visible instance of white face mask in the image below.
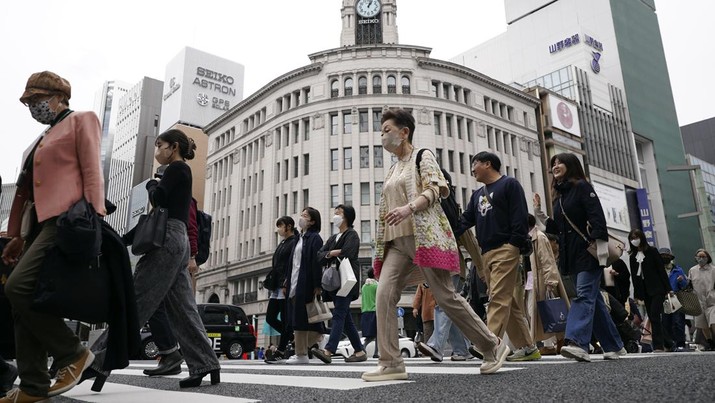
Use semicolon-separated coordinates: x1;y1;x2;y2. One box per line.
630;239;641;248
298;217;308;231
697;257;708;266
381;131;403;153
332;215;343;228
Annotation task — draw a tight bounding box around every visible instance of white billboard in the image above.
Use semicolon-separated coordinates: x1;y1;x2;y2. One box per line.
592;181;630;233
160;47;245;133
547;94;581;137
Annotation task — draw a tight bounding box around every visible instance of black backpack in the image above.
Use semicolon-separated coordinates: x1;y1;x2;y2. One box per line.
195;208;212;265
416;149;461;233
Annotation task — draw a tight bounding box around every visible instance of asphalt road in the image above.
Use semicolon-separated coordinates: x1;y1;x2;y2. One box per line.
49;351;713;402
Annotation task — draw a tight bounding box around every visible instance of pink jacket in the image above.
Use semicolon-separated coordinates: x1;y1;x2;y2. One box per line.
7;111;105;237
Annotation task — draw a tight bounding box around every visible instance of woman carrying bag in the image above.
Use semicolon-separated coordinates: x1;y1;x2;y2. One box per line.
543;153;625;362
311;205;367;364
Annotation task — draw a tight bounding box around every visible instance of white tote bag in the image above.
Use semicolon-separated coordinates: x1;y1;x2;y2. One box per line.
336;258;357;297
663;293;682;314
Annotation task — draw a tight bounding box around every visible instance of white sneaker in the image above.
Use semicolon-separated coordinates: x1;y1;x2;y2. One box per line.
361;364;408;382
603;347;627;360
480;339;510;374
285;355;310;365
560;344;591;362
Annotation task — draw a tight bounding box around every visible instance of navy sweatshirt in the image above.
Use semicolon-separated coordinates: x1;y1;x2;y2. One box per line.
455;175;529;254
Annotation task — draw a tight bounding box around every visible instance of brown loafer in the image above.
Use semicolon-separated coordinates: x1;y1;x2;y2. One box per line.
345;353;367;362
310;347;332;364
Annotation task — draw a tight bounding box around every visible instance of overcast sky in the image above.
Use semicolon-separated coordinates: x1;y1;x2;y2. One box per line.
0;0;711;183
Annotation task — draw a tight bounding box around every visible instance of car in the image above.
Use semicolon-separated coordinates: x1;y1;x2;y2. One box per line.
136;303;257;360
335;336;415;358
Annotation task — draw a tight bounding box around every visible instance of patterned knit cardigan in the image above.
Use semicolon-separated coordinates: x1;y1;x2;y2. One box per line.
373;149;459;278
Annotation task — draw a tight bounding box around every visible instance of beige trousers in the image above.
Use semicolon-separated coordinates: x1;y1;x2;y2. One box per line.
377;236;498;368
483;243;534;349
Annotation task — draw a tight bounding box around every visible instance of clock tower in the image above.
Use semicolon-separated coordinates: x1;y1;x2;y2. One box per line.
340;0;398;47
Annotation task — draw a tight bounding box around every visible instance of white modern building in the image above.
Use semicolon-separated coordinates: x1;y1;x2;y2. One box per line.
94;80;131;193
104;77;163;234
452;0;696;256
199;0;546;346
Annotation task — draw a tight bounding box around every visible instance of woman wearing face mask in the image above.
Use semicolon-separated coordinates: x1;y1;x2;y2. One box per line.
543;153;625;362
283;207;325;364
311;205;366;364
688;249;715;350
1;71;106;402
263;216;299;363
363;108;505;382
83;129;222;390
627;229;672;352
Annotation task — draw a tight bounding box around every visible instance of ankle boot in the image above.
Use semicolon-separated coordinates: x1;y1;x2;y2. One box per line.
143;351;184;376
179;369;220;388
78;367;109;392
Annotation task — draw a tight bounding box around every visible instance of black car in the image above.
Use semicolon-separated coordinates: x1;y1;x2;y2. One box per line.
138;303;257;360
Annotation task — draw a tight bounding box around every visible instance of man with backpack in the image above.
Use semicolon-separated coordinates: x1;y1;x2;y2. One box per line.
454;152;540;361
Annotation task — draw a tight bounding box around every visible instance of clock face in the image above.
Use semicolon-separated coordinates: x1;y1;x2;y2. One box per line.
356;0;380;18
556;102;573;129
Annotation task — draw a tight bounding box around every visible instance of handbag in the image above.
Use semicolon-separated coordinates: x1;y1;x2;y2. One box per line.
559;200;625;266
537;290;568;333
131;207;169;256
306;297;332;324
675;283;702;316
663;292;682;314
32;245;111;323
336;257;357;297
263;271;278;291
561;273;577;298
55;198;102;262
321;265;341;292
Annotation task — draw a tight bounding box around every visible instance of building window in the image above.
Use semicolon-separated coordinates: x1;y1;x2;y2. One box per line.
374;182;383;205
293;156;299;178
361;183;370;205
343;111;352;134
344;184;353;205
331;185;339;207
373;109;382;132
373;75;382;94
467;119;473;142
303;118;310;141
374;146;383;168
446;115;453;137
434;113;441;135
387;75;397;93
303;153;310;175
331;149;338;171
358;76;367;94
344;77;353;96
283;158;289;180
331;113;338;135
361;221;371;243
331;79;339;98
344;147;352;170
435;148;443;166
457;117;463;139
448;150;454;172
275;162;280;183
359;111;369;132
459;152;465;174
292;191;298;213
303;189;309;207
360;146;369;168
401;76;410;94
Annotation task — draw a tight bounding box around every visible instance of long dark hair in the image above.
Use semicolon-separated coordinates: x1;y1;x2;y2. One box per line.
627;228;648;254
157;129;196;160
303;207;321;233
550;153;587;196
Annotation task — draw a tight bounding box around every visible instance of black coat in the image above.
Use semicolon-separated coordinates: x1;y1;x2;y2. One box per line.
629;246;671;300
98;220;141;371
546;179;608;275
270;233;298;290
285;230;324;332
318;228;361;301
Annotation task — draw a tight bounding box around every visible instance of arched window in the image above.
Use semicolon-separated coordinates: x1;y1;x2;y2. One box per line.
331;79;339;98
358;76;368;95
387;75;397;94
401;76;411;94
344;78;354;96
373;75;382;94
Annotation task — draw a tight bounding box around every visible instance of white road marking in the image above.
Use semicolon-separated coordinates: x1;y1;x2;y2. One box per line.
64;382;258;402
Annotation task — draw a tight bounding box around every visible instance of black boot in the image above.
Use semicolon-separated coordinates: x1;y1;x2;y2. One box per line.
78;367;109;392
179;369;220;388
143;351;184;376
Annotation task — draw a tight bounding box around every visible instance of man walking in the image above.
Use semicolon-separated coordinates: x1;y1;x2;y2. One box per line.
455;152;540;361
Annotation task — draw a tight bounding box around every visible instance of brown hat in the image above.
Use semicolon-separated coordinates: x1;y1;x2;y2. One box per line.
19;71;71;104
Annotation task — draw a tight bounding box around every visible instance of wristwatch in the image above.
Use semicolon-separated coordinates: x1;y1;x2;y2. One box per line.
408;202;417;213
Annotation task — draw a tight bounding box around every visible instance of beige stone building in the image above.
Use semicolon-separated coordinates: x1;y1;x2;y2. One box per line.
199;0;545;347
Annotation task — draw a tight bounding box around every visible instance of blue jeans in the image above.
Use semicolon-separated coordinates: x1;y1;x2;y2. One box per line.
565;269;623;353
427;276;469;356
325;292;363;354
663;311;686;348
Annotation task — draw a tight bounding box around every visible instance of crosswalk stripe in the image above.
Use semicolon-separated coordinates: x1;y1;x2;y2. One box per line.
64;381;258;403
